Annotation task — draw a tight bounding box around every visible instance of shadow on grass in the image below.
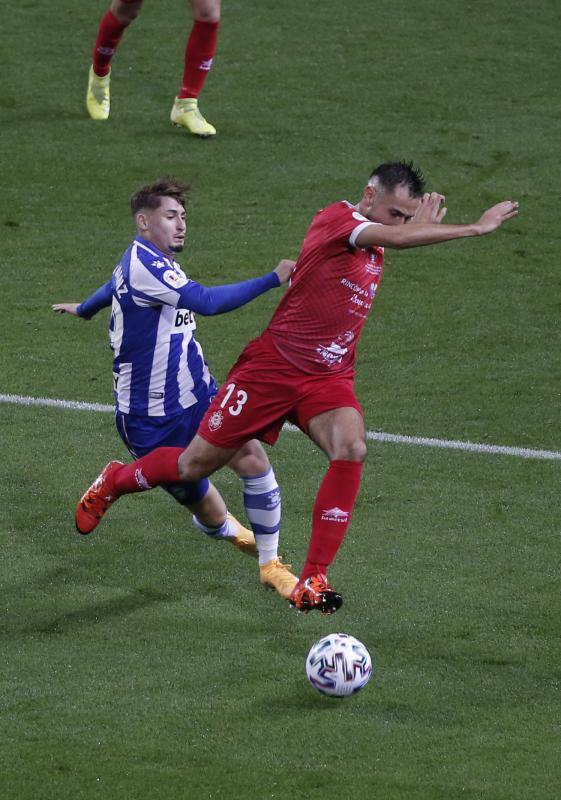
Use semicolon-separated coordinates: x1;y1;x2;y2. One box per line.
259;690;363;712
3;586;172;637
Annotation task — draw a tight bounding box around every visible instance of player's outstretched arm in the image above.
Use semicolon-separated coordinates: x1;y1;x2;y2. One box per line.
52;281;113;320
52;303;81;316
356;200;519;249
475;201;520;235
177;260;296;316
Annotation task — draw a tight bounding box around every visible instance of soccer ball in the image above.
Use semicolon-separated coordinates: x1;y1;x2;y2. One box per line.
306;633;373;697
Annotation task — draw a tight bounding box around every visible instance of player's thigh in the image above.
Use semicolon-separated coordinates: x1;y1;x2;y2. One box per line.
227;439;270;479
200;368;295;450
307;407;367;462
178;434;237;483
188;0;221;22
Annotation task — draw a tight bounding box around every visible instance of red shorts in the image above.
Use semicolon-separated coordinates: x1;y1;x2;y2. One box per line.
199;331;363;450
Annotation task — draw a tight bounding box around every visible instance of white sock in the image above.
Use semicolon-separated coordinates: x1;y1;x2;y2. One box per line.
255;532;280;566
192;515;237;540
242;468;281;566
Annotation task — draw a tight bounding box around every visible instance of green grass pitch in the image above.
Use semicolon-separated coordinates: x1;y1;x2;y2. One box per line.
1;1;561;798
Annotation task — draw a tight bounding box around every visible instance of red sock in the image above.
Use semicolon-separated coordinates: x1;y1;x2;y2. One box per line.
300;460;364;582
110;447;184;495
178;20;220;99
92;10;129;77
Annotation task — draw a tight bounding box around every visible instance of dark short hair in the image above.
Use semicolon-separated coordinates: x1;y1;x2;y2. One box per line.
369;161;425;197
130;177;191;215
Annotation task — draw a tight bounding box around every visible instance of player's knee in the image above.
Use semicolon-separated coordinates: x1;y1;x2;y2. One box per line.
352;439;368;462
193;11;221;23
332;438;367;463
191;0;221;23
177;451;204;482
240;455;268;477
112;0;142;23
233;452;270;478
228;440;270;478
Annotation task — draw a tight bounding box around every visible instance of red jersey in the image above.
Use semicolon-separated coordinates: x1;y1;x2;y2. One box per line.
267;201;384;374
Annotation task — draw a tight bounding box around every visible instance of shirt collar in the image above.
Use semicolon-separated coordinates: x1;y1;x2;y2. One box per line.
134;236;177;268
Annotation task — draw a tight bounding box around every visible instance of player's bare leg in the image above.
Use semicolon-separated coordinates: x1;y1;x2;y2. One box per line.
289;407;367;614
307;406;367;463
187;483;258;557
177;433;234;480
170;0;221;137
87;0;143;119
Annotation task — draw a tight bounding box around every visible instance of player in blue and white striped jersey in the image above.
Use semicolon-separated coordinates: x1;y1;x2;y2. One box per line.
53;177;298;600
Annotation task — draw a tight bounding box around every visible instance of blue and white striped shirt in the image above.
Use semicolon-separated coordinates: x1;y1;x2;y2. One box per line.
101;236;279;417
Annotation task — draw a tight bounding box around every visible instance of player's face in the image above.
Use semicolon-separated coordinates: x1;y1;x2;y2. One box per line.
363;184;420;226
139;197;187;255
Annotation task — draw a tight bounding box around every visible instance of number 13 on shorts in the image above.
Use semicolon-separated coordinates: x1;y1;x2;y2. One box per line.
220;382;248;416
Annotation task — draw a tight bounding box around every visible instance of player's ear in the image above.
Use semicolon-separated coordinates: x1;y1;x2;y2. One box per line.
136;211;148;233
363;184;376;208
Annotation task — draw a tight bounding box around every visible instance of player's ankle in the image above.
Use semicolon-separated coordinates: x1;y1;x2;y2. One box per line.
300;563;328;581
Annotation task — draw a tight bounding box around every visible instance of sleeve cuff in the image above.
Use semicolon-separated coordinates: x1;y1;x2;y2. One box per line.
349;221;378;248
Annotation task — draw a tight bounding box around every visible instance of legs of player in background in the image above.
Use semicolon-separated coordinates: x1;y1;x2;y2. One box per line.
92;0;142;77
180;0;221;99
289;407;366;613
170;0;221;137
87;0;143;119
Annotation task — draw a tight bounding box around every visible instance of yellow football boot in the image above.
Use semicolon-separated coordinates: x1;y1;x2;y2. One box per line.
260;558;299;600
170;97;216;138
86;66;111;120
226;513;257;557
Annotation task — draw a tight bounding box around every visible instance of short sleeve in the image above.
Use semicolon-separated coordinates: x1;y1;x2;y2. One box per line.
321;202;380;249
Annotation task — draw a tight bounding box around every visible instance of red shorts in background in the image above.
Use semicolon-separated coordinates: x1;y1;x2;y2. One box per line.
199;331;363;450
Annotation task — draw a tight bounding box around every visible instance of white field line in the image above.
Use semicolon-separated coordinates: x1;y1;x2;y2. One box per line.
2;392;561;462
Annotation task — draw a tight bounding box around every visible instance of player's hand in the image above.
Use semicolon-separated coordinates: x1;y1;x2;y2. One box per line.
410;192;447;224
274;259;296;285
476;201;519;235
52;303;81;316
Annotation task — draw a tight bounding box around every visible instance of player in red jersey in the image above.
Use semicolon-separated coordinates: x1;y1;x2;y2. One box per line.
86;0;220;137
76;162;519;613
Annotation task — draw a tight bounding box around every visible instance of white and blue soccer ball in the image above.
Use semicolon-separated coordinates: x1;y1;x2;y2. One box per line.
306;633;373;697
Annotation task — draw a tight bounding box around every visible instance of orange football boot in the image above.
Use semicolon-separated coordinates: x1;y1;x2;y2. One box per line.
289;574;343;615
75;461;124;534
